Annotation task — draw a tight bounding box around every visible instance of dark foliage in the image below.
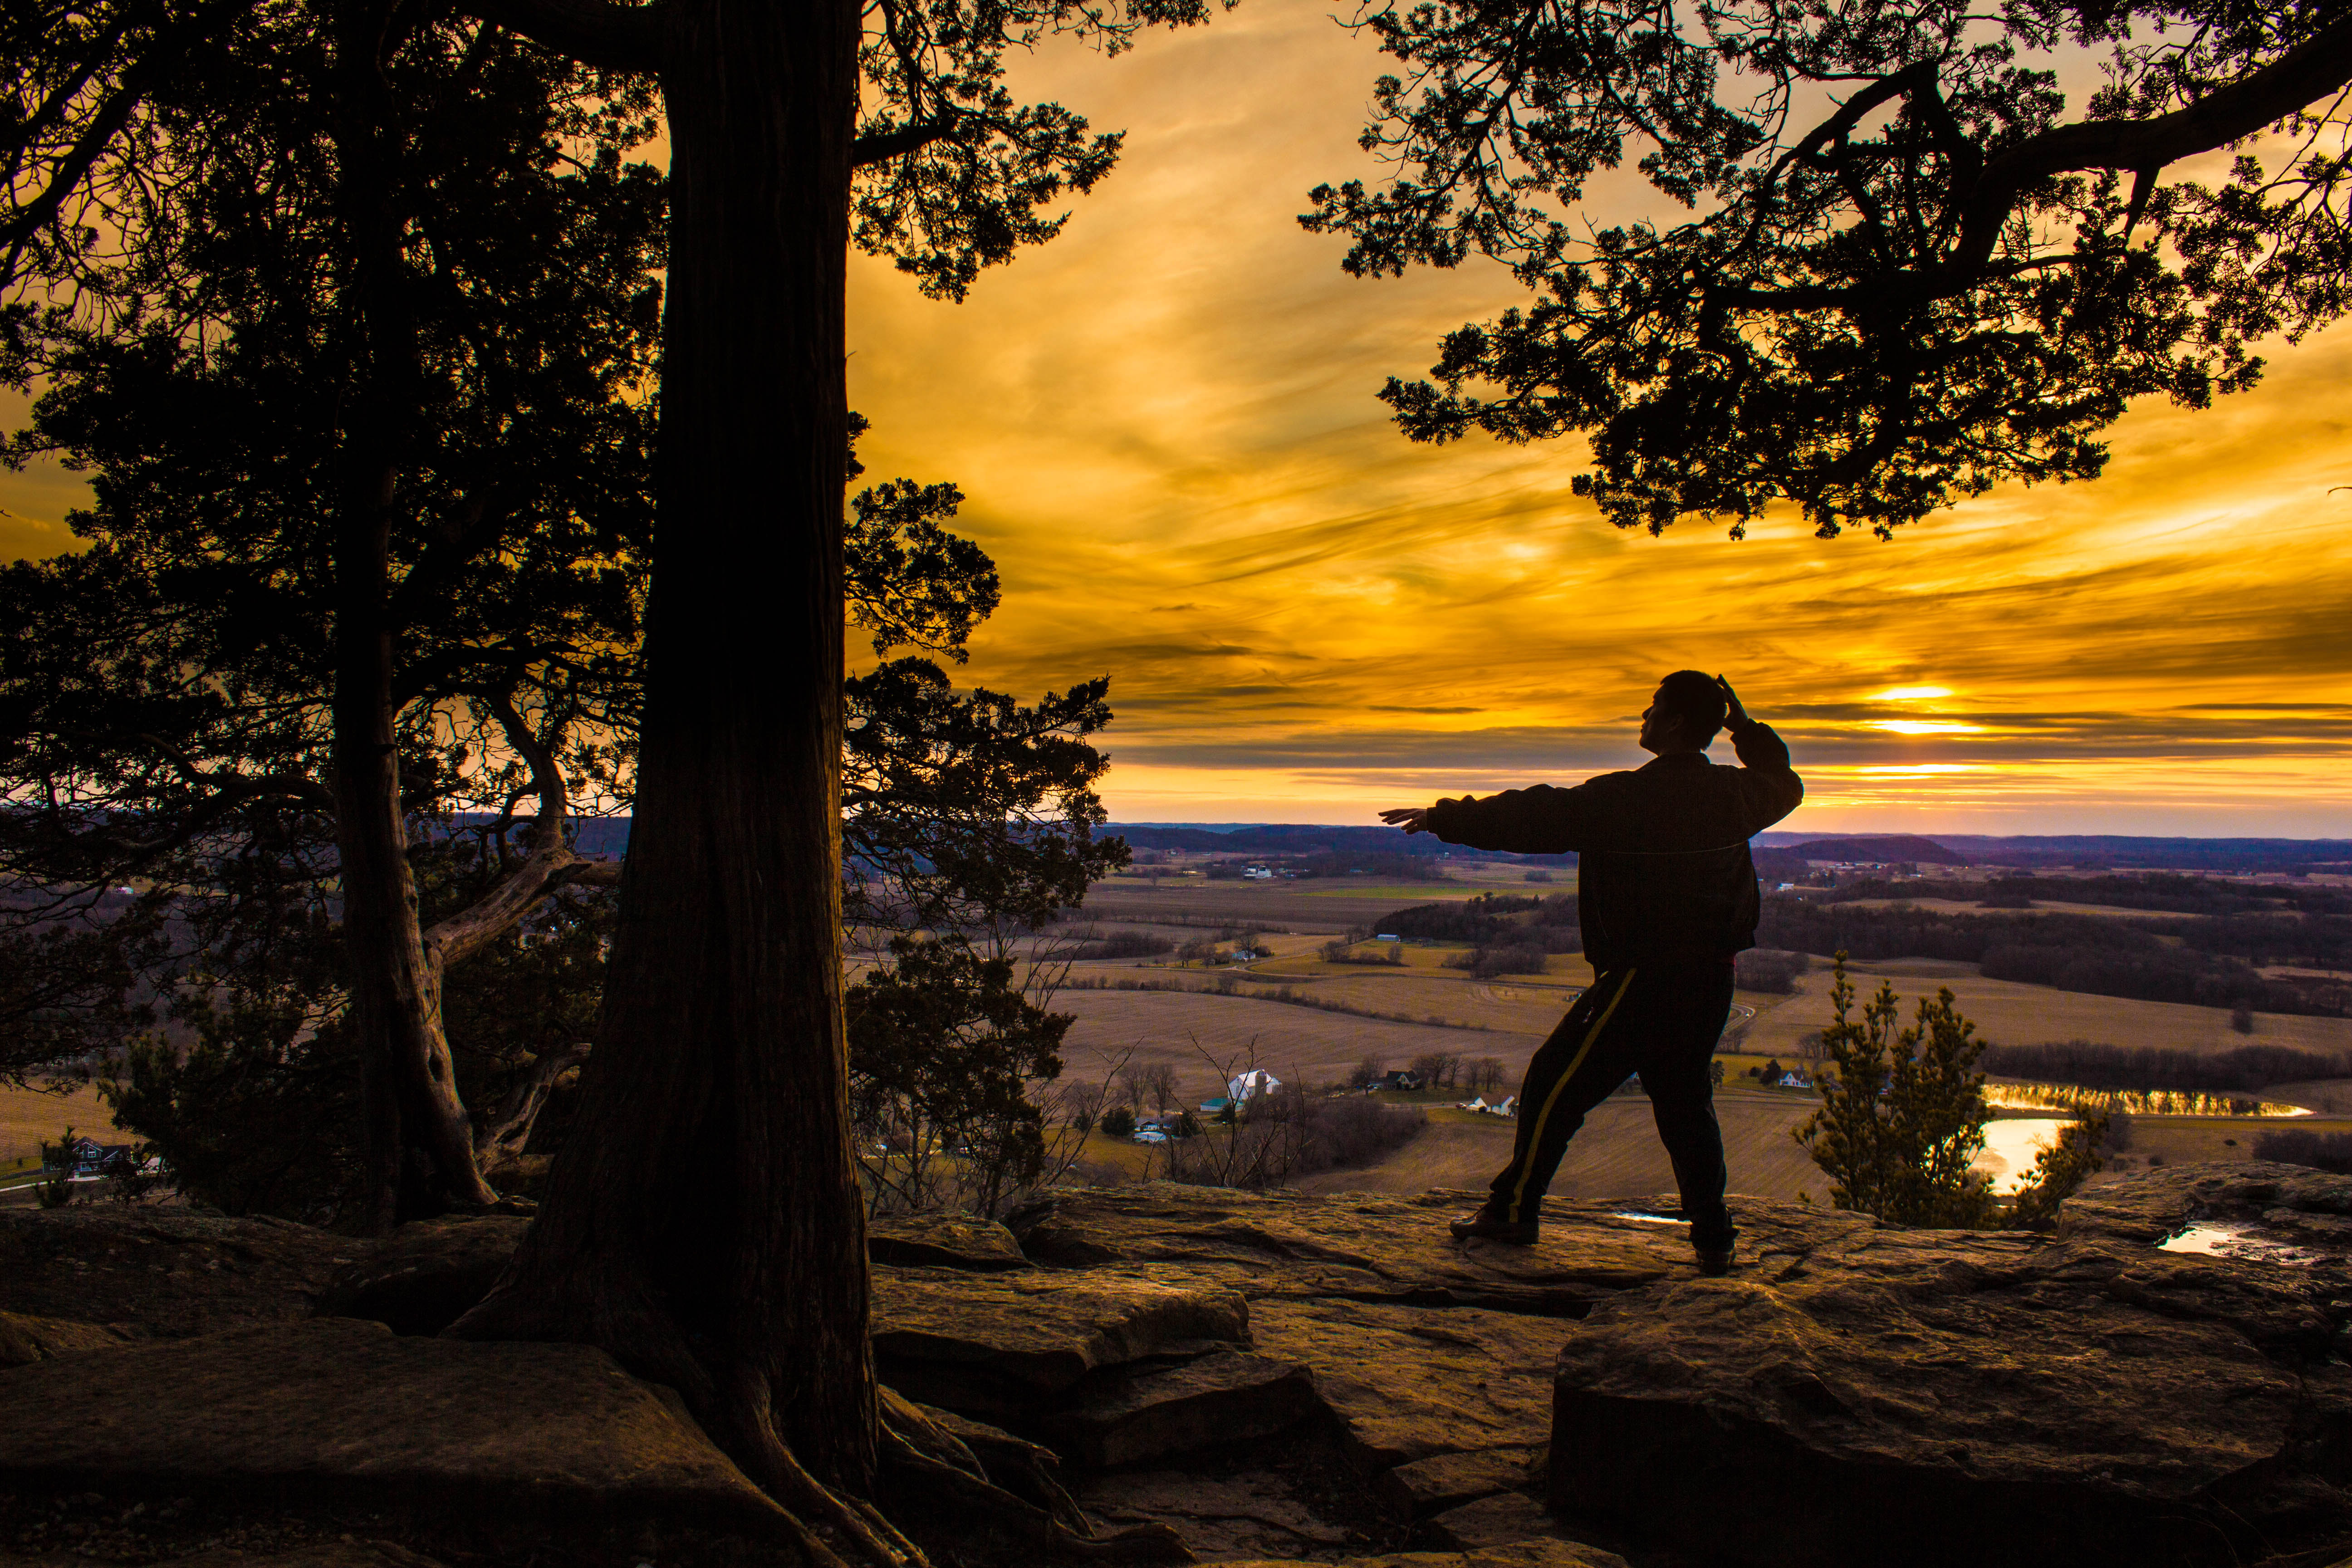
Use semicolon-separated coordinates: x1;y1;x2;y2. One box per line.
1445;943;1553;979
1734;949;1809;994
1759;898;2350;1015
2250;1129;2352;1175
1306;0;2352;535
1377;892;1582;951
1160;1087;1425;1190
1977;1039;2348;1093
846;936;1072;1216
1060;929;1174;961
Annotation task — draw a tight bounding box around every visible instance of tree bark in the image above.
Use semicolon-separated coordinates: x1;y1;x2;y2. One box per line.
450;0;878;1500
331;0;499;1233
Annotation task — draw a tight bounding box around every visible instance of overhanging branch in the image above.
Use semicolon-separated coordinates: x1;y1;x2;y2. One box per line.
853;118;956;168
456;0;662;73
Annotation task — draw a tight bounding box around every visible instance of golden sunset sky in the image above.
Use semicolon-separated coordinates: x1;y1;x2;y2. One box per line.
7;3;2350;836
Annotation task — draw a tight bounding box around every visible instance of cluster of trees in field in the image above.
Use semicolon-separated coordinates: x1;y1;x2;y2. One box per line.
1159;1088;1426;1190
1734;950;1810;993
2253;1130;2352;1175
1377;895;1583;983
1758;900;2352;1016
1060;929;1176;961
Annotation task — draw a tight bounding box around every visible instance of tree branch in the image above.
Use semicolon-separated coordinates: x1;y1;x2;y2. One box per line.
421;694;579;968
852;119;956;168
456;0;662;73
0;0;265;284
1945;12;2352;276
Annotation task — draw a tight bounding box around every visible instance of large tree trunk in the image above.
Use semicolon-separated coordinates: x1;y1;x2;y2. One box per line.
332;0;497;1234
450;0;877;1501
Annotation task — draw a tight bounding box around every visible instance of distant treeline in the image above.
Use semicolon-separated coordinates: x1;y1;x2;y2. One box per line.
1979;1039;2349;1092
1206;852;1445;882
1060;930;1175;961
2251;1129;2352;1175
1757;898;2352;1016
1376;894;1582;981
1814;872;2352;920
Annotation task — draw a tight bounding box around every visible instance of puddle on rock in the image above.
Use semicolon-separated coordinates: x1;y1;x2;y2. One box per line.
1609;1212;1687;1225
2156;1223;2320;1266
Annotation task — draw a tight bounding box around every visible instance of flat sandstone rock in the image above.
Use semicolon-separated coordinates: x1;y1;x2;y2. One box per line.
870;1269;1250;1400
0;1318;780;1539
1549;1194;2352;1566
0;1311;131;1368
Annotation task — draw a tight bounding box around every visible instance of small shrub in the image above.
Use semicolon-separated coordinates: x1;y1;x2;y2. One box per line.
1794;955;2000;1226
1099;1106;1136;1137
2229;1004;2254;1034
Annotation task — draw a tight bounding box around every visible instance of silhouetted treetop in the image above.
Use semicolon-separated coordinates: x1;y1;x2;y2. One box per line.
1305;0;2352;536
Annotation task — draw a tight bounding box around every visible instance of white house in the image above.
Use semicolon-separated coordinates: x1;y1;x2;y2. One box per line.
1228;1068;1283;1103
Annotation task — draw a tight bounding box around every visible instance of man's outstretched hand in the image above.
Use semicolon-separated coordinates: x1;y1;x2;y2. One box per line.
1380;805;1431;835
1715;675;1753;730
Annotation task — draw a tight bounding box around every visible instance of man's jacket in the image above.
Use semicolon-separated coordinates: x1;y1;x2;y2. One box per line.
1420;723;1803;971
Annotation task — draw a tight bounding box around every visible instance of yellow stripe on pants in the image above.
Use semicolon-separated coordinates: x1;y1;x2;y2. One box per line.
1507;966;1640;1221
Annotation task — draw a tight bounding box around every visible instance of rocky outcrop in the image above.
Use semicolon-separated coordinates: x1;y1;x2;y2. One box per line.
871;1269;1250;1399
869;1211;1029;1271
315;1216;532;1337
0;1312;132;1367
1039;1348;1319;1468
0;1209;349;1336
1010;1187;1725;1312
0;1318;784;1542
1547;1164;2352;1568
1;1166;2345;1568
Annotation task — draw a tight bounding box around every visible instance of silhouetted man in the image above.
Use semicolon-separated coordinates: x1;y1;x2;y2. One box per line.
1382;672;1802;1274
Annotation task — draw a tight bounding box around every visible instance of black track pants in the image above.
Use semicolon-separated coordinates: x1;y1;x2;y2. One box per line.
1486;959;1737;1241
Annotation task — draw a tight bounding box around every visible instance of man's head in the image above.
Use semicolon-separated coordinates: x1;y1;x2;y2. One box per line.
1639;670;1728;755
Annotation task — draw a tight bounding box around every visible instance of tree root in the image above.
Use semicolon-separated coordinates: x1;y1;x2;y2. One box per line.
878;1391;1193;1563
451;1284;1177;1564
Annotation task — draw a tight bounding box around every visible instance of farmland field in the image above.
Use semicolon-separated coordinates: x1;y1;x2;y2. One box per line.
0;1079;98;1163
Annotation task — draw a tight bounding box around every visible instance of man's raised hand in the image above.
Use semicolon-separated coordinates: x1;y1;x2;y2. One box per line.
1715;675;1752;730
1380;805;1432;835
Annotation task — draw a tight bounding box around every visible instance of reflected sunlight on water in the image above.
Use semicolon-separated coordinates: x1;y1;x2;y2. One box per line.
1972;1117;2068;1194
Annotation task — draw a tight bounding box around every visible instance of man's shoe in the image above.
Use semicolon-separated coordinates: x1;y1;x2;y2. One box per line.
1449;1208;1538;1245
1695;1242;1734;1276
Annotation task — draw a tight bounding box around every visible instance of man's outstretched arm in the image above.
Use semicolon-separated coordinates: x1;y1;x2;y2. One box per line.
1717;675;1804;833
1381;783;1594;855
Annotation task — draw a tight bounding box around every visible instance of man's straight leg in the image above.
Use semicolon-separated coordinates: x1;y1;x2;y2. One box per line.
1484;967;1649;1226
1635;959;1738;1253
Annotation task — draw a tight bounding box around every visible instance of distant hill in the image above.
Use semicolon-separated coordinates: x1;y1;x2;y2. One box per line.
1779;834;1972;866
532;819;2352;877
1750;833;2352;873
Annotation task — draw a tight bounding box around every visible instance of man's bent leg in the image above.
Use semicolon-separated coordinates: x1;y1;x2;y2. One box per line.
1482;968;1649;1226
1635;960;1738;1254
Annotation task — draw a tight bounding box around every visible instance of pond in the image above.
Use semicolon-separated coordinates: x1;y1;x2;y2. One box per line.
1971;1117;2069;1195
1985;1083;2312;1119
2156;1223;2320;1266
